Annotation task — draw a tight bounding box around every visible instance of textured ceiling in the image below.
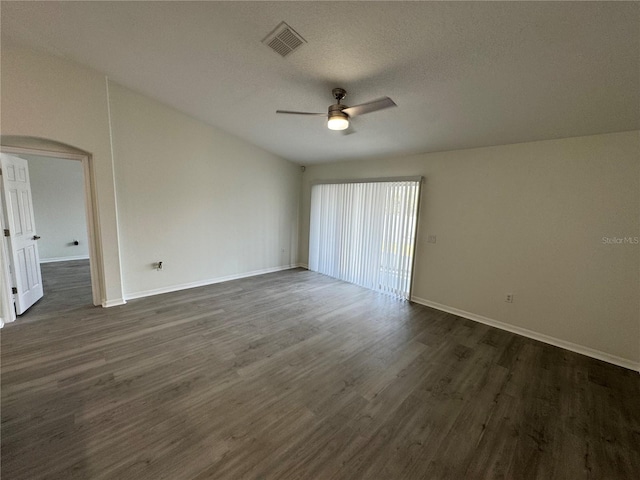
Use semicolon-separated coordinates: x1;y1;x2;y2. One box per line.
2;1;638;165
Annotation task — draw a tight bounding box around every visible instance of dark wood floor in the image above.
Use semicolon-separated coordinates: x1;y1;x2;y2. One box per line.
1;262;639;479
13;259;94;323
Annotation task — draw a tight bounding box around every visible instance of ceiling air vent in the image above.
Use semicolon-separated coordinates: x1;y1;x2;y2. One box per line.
262;21;306;57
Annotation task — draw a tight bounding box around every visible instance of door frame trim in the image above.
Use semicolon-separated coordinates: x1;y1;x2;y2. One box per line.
0;189;15;326
0;146;103;308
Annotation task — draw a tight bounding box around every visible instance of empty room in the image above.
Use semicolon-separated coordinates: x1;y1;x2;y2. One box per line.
1;1;638;479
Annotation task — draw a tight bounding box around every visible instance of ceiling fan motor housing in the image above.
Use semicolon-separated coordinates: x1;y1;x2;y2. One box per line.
330;88;348;122
328;103;348;118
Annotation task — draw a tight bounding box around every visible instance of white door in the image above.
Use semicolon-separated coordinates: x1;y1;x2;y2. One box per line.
0;154;43;314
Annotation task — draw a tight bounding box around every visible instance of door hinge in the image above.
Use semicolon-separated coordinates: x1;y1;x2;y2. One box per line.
12;287;17;294
3;229;9;237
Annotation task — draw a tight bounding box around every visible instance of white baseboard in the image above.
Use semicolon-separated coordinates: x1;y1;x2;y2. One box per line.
411;296;640;373
40;255;90;264
297;263;309;269
0;315;16;328
102;298;126;308
124;264;300;301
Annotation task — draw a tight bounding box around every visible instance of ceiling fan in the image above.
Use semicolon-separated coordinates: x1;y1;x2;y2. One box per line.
276;88;397;131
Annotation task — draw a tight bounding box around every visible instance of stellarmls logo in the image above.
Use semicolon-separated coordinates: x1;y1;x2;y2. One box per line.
602;236;639;245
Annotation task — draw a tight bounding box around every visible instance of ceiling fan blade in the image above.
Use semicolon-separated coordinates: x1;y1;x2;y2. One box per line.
342;97;396;117
276;110;326;116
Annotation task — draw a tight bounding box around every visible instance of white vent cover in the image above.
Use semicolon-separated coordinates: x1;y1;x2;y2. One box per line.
262;21;306;57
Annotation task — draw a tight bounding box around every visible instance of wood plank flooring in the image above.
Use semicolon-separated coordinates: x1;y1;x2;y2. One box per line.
12;259;94;323
2;261;639;479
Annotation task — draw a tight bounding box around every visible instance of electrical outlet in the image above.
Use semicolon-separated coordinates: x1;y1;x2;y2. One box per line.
505;294;513;303
427;235;437;244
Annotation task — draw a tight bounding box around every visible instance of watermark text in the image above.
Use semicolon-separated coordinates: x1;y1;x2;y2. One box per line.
602;236;639;245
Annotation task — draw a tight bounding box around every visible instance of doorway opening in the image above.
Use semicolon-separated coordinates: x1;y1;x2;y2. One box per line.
0;144;103;324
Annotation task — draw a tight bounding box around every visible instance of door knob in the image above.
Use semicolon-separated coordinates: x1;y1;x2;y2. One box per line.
32;235;41;240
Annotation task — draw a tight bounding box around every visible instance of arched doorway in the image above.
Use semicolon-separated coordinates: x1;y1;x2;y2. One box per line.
1;137;104;323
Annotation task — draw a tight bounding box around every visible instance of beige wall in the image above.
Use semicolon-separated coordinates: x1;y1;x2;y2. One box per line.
300;132;640;366
108;82;300;297
1;46;123;304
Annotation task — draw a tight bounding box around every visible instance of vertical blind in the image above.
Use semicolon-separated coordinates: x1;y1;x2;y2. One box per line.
309;179;421;299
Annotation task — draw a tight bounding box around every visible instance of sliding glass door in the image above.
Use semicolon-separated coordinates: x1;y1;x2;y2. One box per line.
309;178;421;299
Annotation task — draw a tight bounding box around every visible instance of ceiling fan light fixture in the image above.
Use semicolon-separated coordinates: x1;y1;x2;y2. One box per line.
327;112;349;131
276;87;396;134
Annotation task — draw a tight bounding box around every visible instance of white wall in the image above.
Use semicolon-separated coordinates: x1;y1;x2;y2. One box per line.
108;82;300;298
300;131;640;368
23;155;89;262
